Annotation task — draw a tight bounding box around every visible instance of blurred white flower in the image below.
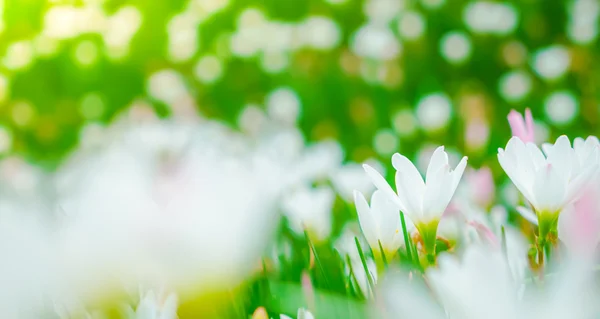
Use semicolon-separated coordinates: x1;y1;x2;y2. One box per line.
381;246;599;319
439;31;472;64
351;24;401;61
330;161;380;202
463;2;518;35
282;185;335;242
53;119;284;305
130;290;178;319
531;46;570;81
558;184;600;254
499;70;532;102
397;11;426;40
415;93;453;132
544;91;579;126
363;146;467;255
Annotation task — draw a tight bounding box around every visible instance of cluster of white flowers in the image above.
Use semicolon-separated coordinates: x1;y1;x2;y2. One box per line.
343;108;600;318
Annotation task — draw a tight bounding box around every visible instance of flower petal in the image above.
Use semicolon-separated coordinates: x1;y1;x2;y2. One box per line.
363;164;406;212
516;206;538;225
354;190;378;247
426;146;448;184
532;163;567;212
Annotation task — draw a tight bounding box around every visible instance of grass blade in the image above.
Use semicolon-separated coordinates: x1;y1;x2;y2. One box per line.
354;237;375;297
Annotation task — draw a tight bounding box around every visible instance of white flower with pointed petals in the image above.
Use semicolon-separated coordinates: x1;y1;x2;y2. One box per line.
354;190;412;261
498;136;599;241
363;146;467;255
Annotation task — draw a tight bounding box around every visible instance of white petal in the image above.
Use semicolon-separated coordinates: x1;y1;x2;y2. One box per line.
426;146;448;184
422;166;453;220
532;163;567;212
392;153;425;214
565;162;598;204
542;142;554;157
516;206;538;225
498;151;536;207
450;156;468;193
363;164;406;211
354;190;378;247
372;191;401;250
547;135;573;180
526;143;546;171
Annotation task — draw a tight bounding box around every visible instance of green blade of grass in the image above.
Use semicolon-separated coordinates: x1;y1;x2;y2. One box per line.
304;230;331;290
354;237;375;298
400;212;413;263
377;240;388;268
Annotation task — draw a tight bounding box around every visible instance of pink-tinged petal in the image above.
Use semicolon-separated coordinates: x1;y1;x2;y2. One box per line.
467;167;495;208
468;220;499;248
507;110;527;141
507;109;535;143
524;108;535;142
559;187;600;253
565;162;598;205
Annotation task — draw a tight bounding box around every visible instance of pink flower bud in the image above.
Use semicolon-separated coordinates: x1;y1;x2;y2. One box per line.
507;108;535;143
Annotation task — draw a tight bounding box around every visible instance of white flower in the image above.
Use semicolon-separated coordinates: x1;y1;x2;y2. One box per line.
381;246;600;319
354;190;411;260
133;290;178;319
363;146;467;255
282;185;335;242
498;136;598;240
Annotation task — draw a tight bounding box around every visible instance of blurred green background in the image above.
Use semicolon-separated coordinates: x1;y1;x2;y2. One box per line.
0;0;598;170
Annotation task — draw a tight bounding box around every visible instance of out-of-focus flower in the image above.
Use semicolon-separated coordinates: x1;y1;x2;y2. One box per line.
415;93;453;132
507;108;535;144
381;246;600;319
498;136;598;242
130;290;178;319
350;24;401;61
558;183;600;254
330;161;381;202
544;91;579;126
531;45;570;81
354;190;405;261
464;167;495;208
363;146;467;256
282;185;335;242
463;2;518;35
54;119;284;306
335;228;377;297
